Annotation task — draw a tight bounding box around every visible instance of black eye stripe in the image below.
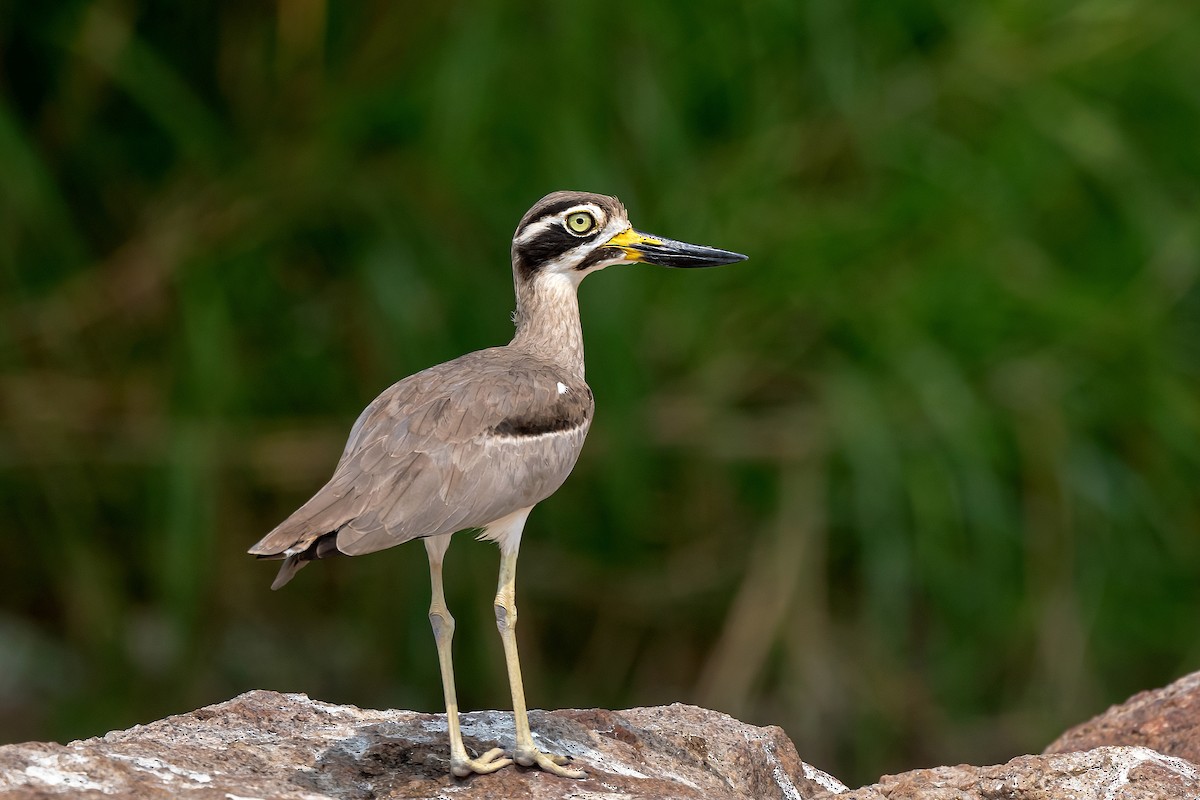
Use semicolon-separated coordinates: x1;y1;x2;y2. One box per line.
514;225;594;277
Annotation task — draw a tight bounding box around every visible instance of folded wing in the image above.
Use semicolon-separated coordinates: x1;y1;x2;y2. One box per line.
248;348;593;573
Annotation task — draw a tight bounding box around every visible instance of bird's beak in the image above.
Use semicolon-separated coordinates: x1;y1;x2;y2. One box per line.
604;228;747;268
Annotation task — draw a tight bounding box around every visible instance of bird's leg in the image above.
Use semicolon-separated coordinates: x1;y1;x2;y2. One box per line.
425;539;512;778
494;546;586;779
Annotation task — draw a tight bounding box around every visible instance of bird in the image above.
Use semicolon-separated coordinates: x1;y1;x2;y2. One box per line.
248;190;746;779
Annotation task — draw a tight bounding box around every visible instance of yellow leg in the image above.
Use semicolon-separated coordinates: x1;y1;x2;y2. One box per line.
425;538;512;778
494;547;586;779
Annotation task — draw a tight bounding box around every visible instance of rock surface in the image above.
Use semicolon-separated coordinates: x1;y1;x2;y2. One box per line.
5;670;1200;799
0;690;845;799
1045;670;1200;765
812;669;1200;800
813;746;1200;800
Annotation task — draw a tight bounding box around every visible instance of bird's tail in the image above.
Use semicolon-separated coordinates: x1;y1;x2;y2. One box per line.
269;554;307;591
249;477;360;589
254;530;343;590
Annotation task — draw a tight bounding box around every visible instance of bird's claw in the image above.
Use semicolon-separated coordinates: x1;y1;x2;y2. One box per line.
514;746;586;779
451;747;513;777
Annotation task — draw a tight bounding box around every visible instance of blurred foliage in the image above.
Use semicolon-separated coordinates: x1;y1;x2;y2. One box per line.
1;0;1198;785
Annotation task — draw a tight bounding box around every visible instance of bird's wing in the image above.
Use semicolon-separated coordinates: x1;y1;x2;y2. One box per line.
248;348;593;558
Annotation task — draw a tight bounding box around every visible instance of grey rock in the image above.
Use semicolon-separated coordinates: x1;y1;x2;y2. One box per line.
1046;670;1200;765
815;746;1200;800
0;690;846;800
11;670;1200;800
811;671;1200;799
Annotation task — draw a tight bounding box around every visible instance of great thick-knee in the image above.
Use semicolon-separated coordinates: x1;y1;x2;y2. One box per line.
248;191;745;778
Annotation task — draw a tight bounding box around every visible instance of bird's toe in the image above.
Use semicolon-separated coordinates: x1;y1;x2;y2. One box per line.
451;747;513;777
514;746;586;779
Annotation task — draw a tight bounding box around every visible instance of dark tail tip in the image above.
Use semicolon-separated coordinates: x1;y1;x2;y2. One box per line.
269;555;306;591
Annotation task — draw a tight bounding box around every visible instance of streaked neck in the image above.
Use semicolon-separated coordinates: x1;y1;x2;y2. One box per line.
509;271;586;379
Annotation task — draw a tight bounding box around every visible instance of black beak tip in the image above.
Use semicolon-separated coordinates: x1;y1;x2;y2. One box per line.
681;247;749;269
633;240;749;269
698;249;748;268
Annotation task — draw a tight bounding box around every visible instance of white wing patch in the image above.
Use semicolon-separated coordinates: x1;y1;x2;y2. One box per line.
556;381;569;395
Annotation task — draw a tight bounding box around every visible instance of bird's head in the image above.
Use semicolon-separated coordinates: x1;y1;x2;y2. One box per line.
511;191;746;286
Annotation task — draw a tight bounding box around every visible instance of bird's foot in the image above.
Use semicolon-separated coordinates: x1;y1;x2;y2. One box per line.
450;747;513;777
514;746;586;779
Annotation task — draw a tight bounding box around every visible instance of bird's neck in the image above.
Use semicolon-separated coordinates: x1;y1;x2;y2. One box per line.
509;271;586;379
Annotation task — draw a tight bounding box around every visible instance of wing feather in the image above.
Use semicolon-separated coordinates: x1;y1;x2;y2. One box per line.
248;347;593;561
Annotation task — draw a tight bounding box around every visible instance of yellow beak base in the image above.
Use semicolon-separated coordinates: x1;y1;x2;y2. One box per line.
603;228;665;263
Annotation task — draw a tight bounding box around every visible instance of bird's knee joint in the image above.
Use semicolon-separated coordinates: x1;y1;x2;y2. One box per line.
494;602;516;632
429;608;455;638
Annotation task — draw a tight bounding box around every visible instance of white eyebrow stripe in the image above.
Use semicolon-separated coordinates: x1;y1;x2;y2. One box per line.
515;203;609;245
515;218;557;244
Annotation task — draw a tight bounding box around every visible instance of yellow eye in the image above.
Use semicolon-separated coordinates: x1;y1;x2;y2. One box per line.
565;211;595;235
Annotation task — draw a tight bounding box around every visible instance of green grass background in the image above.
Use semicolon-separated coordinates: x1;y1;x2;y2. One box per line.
2;0;1198;785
